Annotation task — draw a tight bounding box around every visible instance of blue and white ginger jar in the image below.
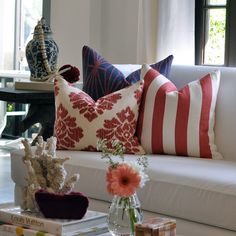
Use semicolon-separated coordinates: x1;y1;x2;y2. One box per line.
26;17;59;81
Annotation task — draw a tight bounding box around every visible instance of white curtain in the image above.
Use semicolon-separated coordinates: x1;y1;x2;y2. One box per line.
0;0;4;137
137;0;195;65
137;0;158;64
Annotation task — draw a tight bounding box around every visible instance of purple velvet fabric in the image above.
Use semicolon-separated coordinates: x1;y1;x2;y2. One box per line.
35;190;89;219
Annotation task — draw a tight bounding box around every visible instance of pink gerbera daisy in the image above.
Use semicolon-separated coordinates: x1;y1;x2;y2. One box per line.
107;163;141;197
106;167;116;195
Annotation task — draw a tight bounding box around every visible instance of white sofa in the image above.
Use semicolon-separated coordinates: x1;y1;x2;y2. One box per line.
11;65;236;236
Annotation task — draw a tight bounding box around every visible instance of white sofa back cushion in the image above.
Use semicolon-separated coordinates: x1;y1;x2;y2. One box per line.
114;64;141;77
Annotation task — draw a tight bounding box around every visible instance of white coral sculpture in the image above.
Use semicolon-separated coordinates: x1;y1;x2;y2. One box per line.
21;136;80;212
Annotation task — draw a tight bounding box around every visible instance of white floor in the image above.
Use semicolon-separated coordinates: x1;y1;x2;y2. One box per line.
0;139;16;204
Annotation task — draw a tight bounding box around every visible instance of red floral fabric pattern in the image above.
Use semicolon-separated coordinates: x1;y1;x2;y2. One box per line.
54;80;59;96
96;107;141;153
54;76;145;154
81;145;97;151
134;88;143;105
69;92;122;122
54;104;83;149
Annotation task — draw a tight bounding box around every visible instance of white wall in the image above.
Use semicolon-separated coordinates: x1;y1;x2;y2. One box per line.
50;0;195;69
98;0;139;63
50;0;91;69
50;0;140;69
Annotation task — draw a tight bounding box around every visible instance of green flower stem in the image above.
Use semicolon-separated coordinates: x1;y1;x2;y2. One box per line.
128;198;136;235
120;196;137;235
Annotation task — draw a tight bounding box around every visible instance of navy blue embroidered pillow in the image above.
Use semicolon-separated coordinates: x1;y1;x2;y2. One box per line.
126;55;174;84
82;46;129;101
82;45;174;101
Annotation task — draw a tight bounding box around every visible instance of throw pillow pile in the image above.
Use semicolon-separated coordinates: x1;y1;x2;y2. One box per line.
53;45;222;159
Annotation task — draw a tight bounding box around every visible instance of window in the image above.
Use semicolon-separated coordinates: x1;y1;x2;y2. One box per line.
0;0;50;138
17;0;44;70
0;0;50;71
195;0;236;66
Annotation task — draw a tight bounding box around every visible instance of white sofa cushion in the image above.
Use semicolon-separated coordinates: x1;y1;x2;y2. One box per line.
114;64;141;77
11;149;236;231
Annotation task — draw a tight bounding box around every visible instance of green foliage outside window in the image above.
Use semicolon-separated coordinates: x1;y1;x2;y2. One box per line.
7;103;13;112
204;9;226;65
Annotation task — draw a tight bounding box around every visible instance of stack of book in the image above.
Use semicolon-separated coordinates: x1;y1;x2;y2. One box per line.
0;206;108;236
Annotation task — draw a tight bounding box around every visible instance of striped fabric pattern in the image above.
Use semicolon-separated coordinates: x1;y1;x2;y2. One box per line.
137;64;222;159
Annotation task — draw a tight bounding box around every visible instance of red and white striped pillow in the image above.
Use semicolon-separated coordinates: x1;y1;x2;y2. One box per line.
137;64;222;159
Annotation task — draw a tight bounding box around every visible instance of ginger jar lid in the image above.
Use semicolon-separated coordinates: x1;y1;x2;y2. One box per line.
33;17;52;35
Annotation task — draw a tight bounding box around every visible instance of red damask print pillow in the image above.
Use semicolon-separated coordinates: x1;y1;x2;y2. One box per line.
54;76;145;154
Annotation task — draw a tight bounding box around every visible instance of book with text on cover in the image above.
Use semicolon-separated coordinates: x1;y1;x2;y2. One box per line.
0;207;107;235
15;81;54;91
0;224;55;236
0;223;108;236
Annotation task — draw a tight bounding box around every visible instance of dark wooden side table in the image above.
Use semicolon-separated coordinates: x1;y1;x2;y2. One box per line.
0;87;55;145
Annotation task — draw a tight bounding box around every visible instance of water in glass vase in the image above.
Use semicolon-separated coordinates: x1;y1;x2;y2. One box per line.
107;193;143;236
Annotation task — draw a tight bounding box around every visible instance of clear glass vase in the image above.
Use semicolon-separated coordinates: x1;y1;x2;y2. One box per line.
107;193;143;236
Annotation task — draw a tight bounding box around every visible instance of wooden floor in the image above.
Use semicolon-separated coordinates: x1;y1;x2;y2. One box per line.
0;140;15;204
